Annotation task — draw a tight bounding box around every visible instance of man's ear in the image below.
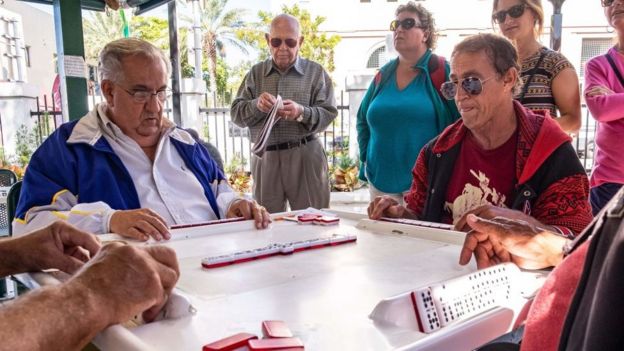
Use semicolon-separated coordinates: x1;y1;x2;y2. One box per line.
101;79;115;106
299;36;304;46
503;68;518;93
265;33;271;47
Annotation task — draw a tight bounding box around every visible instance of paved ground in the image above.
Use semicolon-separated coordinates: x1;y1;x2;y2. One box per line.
329;187;369;213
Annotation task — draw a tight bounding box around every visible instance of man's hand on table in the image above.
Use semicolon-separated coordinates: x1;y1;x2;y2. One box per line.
227;199;271;229
459;214;568;270
65;243;180;324
110;208;171;242
367;195;410;220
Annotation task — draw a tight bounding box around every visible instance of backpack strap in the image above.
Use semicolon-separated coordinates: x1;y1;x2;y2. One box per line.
428;53;447;100
605;53;624;87
373;70;382;87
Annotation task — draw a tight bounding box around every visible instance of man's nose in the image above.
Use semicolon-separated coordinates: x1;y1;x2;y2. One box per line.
144;93;163;111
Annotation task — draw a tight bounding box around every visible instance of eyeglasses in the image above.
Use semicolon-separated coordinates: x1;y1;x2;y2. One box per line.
602;0;615;7
440;77;495;100
492;3;526;24
269;38;298;48
390;18;424;31
119;86;170;104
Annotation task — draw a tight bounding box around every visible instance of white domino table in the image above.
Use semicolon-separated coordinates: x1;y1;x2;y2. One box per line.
75;210;545;350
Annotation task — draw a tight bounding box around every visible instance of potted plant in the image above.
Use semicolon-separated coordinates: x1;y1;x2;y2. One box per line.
331;154;359;192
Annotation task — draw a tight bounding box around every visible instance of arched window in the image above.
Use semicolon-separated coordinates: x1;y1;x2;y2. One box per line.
367;46;386;69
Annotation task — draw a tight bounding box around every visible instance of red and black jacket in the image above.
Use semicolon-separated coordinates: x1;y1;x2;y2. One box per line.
405;100;593;236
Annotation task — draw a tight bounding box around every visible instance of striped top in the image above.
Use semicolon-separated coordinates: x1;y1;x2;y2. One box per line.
515;46;574;117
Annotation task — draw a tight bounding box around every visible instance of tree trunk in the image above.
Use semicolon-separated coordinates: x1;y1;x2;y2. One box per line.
203;32;218;94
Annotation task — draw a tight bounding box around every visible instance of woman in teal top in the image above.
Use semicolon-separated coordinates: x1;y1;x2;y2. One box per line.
357;1;459;204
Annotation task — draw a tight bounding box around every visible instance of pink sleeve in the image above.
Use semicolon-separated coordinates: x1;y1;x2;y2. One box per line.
584;56;624;122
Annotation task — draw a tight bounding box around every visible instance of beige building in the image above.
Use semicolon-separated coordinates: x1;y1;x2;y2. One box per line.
0;0;56;158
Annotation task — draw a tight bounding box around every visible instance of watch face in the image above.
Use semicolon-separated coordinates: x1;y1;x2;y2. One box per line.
296;115;304;122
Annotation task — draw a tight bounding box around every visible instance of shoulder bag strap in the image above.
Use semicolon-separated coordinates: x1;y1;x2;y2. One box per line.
605;53;624;87
517;49;547;103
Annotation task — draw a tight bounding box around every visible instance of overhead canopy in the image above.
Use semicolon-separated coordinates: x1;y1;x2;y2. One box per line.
16;0;173;15
15;0;181;123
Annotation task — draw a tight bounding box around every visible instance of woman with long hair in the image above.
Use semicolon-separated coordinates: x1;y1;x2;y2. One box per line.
492;0;581;133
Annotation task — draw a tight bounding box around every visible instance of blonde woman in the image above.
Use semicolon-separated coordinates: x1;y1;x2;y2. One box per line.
493;0;581;133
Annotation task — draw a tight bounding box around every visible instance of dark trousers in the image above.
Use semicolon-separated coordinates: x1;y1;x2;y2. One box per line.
590;182;623;215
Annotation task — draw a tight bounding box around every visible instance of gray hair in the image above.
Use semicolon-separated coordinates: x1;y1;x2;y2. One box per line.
98;37;171;83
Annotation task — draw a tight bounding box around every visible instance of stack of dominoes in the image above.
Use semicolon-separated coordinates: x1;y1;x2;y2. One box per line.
203;320;303;350
380;217;454;231
201;234;357;269
296;213;340;225
171;217;247;230
411;263;520;333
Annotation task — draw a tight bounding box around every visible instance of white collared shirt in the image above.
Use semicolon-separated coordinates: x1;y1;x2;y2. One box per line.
12;103;240;237
97;104;236;226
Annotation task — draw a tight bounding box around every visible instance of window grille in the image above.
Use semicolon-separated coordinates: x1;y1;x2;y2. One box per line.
367;46;386;69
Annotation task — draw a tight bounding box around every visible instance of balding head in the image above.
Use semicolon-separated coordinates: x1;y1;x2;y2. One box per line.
266;14;303;71
270;14;300;37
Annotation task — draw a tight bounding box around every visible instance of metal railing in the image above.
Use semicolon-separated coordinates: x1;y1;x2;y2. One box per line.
574;104;597;173
24;93;598;175
30;95;63;146
200;90;352;172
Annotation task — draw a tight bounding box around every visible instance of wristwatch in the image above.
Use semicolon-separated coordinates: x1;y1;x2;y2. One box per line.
295;107;304;122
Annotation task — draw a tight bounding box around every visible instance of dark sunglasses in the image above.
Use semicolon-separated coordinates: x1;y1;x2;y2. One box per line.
602;0;615;7
269;38;298;48
492;3;526;24
440;77;494;100
390;18;424;31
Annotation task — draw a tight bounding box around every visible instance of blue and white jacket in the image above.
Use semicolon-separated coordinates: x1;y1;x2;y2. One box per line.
13;105;236;235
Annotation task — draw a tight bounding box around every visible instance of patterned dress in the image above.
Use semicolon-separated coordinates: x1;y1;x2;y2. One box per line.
515;46;575;117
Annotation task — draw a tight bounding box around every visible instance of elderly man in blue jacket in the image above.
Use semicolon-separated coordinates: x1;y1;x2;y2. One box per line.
14;38;270;240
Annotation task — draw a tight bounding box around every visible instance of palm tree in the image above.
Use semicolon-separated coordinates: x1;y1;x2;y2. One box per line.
194;0;251;93
83;11;127;65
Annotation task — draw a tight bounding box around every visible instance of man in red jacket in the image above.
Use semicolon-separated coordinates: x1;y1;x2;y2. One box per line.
368;33;592;241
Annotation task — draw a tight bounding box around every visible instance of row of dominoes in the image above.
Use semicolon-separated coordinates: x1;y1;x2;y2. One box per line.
203;320;303;350
170;217;247;230
201;234;357;269
380;217;454;231
411;263;520;333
